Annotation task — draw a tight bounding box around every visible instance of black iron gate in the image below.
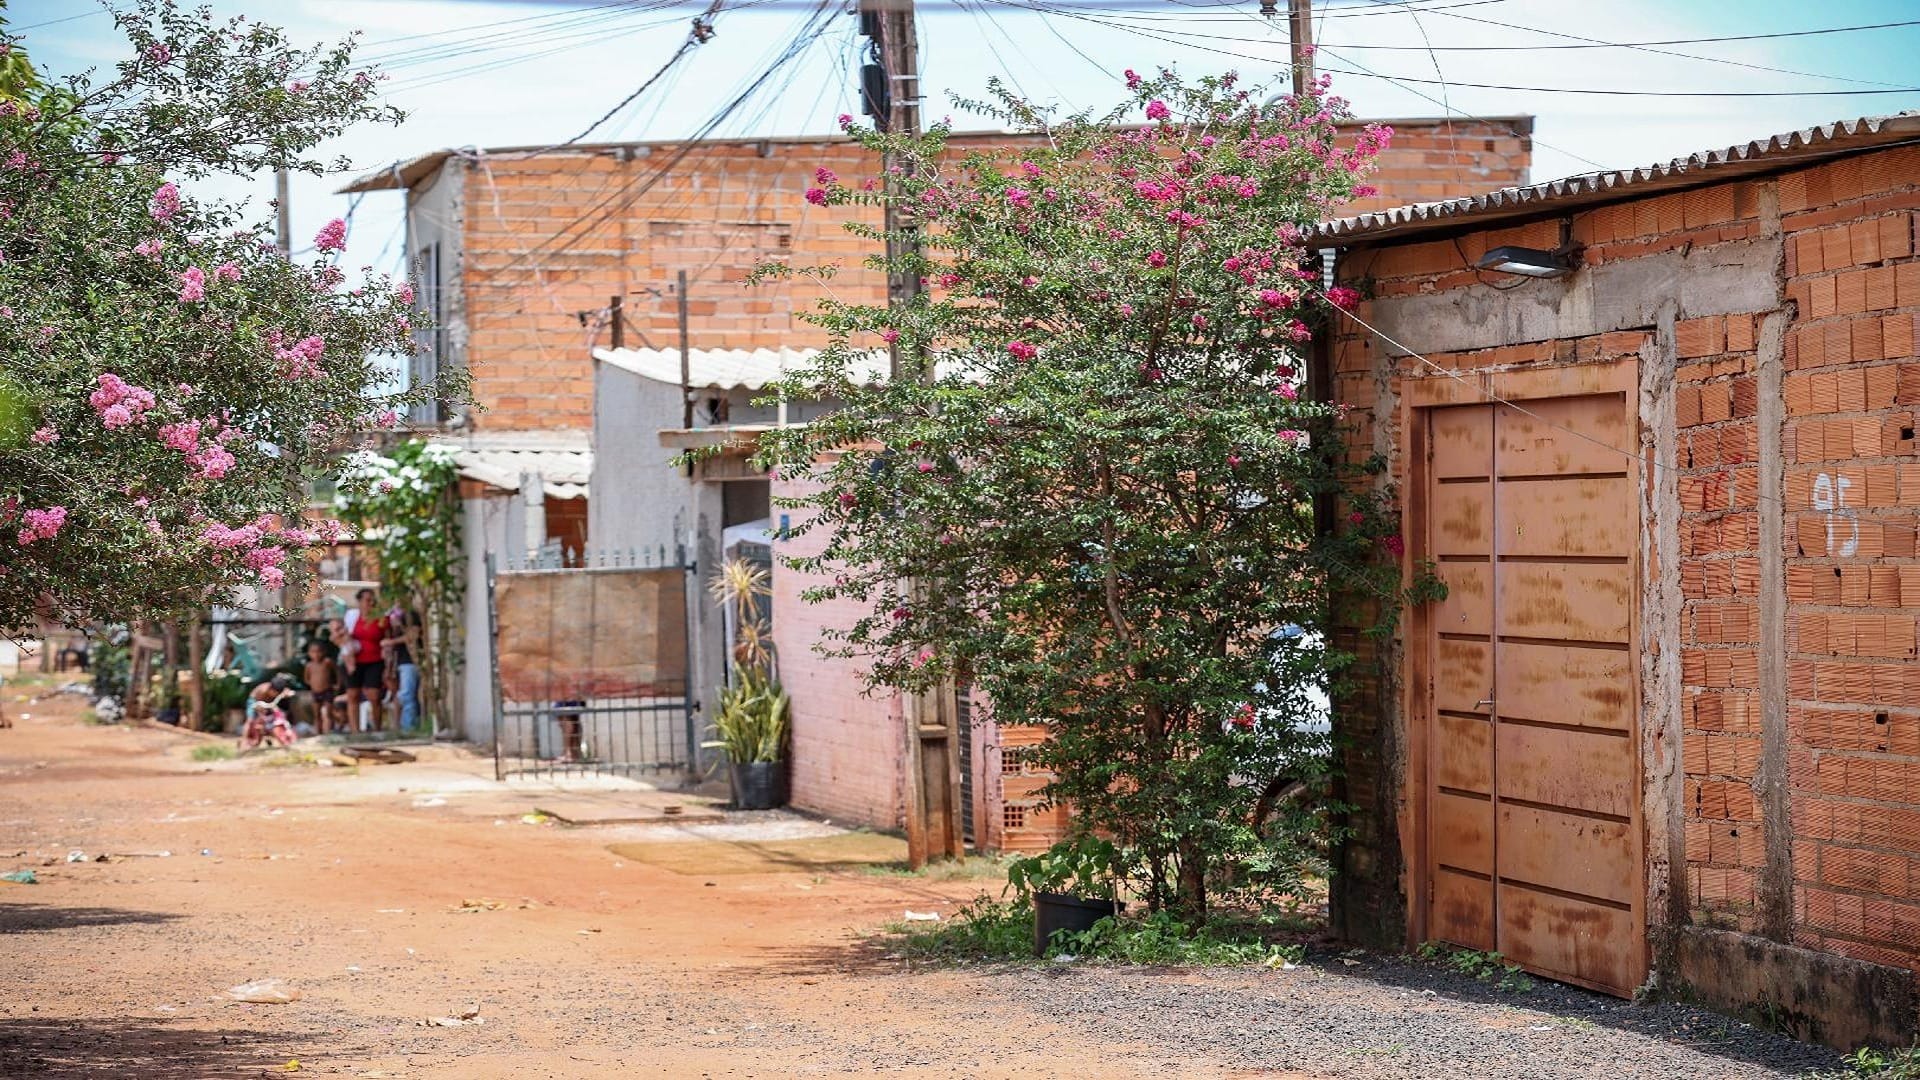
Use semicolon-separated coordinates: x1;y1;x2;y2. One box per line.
487;547;696;780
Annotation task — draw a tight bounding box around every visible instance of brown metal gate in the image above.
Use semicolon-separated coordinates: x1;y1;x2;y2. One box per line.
1421;389;1645;996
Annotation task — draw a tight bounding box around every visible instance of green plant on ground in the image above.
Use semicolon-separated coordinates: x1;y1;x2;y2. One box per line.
703;559;789;764
1817;1045;1920;1080
1006;836;1121;903
887;895;1307;967
190;744;234;762
1416;941;1534;992
861;855;1009;881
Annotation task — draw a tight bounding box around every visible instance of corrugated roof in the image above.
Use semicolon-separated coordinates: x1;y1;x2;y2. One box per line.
430;435;591;499
1311;112;1920;247
593;346;887;391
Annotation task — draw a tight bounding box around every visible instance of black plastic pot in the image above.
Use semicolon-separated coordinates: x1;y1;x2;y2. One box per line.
1032;891;1122;956
729;761;789;810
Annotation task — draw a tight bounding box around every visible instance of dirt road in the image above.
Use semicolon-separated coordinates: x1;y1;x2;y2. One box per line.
0;677;1843;1079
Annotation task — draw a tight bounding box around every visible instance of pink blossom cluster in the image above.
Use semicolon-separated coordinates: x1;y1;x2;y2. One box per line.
314;218;348;254
29;426;57;445
16;506;66;545
1324;285;1362;311
1006;340;1038;361
177;266;205;302
275;334;326;379
90;374;157;429
149;182;181;222
133;238;163;259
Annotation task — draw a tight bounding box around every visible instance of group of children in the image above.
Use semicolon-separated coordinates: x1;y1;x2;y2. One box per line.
293;588;423;735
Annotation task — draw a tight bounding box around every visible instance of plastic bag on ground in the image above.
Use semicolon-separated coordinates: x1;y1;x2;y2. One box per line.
228;979;301;1004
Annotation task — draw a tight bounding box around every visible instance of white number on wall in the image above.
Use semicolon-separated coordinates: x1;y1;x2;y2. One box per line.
1812;472;1860;558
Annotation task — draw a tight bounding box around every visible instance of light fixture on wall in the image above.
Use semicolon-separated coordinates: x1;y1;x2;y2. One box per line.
1476;245;1575;279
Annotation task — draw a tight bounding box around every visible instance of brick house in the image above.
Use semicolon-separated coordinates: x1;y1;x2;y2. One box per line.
1319;113;1920;1048
339;116;1533;834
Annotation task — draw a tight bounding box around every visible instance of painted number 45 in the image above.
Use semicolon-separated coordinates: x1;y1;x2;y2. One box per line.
1812;472;1859;558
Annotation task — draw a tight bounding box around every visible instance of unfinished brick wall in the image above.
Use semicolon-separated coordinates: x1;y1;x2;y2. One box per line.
1675;311;1767;930
1330;140;1920;1032
1778;148;1920;971
445;120;1532;433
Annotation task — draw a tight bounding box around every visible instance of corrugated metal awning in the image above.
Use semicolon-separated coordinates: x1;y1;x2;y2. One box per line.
1311;112;1920;247
593;346;889;390
431;437;592;500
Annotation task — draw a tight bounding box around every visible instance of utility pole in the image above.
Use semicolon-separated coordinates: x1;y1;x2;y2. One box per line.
677;269;694;430
857;0;960;867
1290;0;1313;98
274;168;292;255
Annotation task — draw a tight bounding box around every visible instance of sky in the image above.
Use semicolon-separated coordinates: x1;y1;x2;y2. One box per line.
13;0;1920;292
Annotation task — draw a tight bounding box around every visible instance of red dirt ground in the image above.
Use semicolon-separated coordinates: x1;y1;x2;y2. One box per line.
0;677;1259;1079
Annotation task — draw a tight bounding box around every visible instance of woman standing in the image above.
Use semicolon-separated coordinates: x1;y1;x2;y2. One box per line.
345;588;388;732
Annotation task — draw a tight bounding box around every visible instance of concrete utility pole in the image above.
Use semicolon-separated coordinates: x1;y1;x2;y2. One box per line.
857;0;962;867
274;168;292;255
677;269;694;430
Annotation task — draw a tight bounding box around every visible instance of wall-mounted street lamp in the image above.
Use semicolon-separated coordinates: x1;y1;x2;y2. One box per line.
1475;245;1576;279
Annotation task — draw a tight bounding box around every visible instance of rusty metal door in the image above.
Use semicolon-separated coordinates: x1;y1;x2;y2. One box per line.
1424;393;1643;995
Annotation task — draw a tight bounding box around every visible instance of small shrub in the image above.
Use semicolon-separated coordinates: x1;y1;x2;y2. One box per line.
190;744;234;762
1416;941;1534;992
887;895;1306;967
1820;1045;1920;1080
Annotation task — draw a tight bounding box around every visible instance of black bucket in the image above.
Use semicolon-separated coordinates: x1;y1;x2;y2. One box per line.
729;761;789;810
1032;891;1122;955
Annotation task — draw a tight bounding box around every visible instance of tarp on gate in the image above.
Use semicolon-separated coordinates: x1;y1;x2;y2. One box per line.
494;568;688;701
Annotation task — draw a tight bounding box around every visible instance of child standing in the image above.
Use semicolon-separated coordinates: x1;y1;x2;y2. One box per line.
303;641;341;734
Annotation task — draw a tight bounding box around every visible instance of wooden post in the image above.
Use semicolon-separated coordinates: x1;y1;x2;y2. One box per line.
1290;0;1314;99
185;617;205;732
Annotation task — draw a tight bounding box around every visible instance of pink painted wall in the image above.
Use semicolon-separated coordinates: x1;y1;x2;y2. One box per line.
771;470;906;829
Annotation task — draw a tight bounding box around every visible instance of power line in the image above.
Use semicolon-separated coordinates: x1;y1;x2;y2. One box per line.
1357;0;1909;92
482;1;839;279
1322;17;1920;50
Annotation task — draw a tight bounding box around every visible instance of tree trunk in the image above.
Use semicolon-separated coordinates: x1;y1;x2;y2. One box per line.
1176;838;1208;920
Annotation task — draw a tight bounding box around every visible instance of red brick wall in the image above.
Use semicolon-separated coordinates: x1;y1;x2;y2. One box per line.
1333;142;1920;987
1778;147;1920;971
452;120;1532;432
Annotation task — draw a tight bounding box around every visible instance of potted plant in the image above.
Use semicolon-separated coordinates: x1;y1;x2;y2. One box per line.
705;560;791;810
1008;837;1125;956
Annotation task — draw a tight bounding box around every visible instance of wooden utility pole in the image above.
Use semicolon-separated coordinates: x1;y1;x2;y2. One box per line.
1290;0;1314;98
858;0;962;866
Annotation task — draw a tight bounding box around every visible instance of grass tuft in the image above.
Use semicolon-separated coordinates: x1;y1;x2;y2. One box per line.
884;896;1307;967
190;744;235;762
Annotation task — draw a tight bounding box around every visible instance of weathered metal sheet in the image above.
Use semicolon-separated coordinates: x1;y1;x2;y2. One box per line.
1496;476;1635;558
1496;642;1634;730
1421;392;1644;996
1497;562;1632;644
1497;803;1636;906
1496;883;1638;994
1497;723;1635;820
1497;397;1632;478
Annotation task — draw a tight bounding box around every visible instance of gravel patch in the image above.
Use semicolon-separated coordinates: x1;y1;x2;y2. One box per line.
971;948;1846;1079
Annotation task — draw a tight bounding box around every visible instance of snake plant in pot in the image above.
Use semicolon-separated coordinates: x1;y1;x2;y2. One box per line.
705;559;791;809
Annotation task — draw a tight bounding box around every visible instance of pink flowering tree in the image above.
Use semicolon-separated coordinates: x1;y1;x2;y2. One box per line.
0;3;458;633
760;72;1432;918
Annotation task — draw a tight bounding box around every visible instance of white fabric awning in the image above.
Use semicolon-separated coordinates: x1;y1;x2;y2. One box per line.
593;346;888;391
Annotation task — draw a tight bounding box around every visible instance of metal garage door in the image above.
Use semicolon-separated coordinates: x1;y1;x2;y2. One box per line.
1424;393;1645;996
